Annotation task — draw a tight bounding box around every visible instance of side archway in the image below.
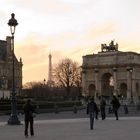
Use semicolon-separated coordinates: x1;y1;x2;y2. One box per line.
101;73;113;97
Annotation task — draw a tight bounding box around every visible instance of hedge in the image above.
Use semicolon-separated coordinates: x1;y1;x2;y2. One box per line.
0;100;82;111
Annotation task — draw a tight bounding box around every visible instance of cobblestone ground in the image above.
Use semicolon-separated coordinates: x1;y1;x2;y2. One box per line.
0;112;140;140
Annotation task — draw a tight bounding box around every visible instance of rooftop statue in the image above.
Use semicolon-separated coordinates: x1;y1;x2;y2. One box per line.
101;40;118;52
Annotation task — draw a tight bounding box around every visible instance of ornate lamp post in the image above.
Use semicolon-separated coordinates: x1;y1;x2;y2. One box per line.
7;13;20;125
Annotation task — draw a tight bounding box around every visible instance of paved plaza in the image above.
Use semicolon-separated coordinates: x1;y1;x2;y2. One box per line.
0;112;140;140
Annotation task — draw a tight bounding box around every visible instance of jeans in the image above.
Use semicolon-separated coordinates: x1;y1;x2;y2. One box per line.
101;108;106;120
89;112;95;129
114;110;118;120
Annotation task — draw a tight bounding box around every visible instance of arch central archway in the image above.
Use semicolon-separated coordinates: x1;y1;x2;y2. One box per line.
119;83;127;98
88;84;96;97
101;73;114;98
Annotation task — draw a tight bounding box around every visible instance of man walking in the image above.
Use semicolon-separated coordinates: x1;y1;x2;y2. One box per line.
111;96;120;120
100;96;106;120
23;99;35;137
87;97;98;130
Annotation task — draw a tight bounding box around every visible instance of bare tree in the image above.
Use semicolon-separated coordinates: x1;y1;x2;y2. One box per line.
53;58;81;97
74;67;82;96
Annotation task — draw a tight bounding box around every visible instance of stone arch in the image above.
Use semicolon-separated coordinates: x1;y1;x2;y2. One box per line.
119;83;127;98
101;73;113;97
88;84;96;97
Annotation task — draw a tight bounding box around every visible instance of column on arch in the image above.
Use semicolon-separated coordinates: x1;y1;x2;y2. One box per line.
126;67;132;100
113;67;117;95
94;69;99;99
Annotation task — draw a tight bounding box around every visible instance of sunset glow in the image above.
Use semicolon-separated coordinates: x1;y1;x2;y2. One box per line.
0;0;140;84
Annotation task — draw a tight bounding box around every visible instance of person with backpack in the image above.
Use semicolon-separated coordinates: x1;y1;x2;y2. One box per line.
23;99;35;137
111;96;120;120
87;97;98;130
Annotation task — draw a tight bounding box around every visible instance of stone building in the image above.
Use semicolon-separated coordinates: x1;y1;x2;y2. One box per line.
82;41;140;103
0;36;22;99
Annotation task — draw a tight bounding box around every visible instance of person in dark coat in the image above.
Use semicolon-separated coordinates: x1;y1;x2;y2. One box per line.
23;99;35;137
95;106;100;120
87;97;98;130
111;96;120;120
100;96;106;120
124;104;128;114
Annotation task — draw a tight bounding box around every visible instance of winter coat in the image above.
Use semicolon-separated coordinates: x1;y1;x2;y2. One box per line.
111;98;120;111
87;101;98;114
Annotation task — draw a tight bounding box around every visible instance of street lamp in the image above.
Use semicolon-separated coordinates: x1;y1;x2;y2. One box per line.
7;13;20;125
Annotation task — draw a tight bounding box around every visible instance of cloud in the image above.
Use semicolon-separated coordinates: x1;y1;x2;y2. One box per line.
14;18;138;84
15;30;88;83
0;11;6;17
4;0;75;14
2;0;139;84
0;11;8;29
16;32;49;68
23;63;48;83
46;31;81;52
87;22;119;39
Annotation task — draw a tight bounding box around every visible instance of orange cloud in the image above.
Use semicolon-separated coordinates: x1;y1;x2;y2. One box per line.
87;22;119;39
15;21;140;84
23;64;48;84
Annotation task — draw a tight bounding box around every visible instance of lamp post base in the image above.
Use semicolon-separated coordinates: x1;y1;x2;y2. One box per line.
8;115;20;125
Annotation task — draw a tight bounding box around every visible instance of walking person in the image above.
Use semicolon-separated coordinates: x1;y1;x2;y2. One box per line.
87;97;98;130
95;106;99;120
100;96;106;120
111;96;120;120
124;104;128;114
23;99;35;137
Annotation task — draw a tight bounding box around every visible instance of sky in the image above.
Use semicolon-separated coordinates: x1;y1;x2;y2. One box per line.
0;0;140;85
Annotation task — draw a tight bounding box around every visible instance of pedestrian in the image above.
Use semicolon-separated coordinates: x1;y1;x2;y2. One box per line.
23;99;35;137
124;104;128;114
100;96;106;120
87;97;98;130
95;105;100;120
111;96;120;120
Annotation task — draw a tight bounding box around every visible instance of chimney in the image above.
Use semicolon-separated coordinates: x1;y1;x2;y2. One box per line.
6;36;12;55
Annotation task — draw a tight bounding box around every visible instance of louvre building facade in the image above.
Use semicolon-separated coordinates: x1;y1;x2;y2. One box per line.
0;36;22;99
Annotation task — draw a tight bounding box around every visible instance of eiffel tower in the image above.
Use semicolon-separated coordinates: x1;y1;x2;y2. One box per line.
47;52;53;87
